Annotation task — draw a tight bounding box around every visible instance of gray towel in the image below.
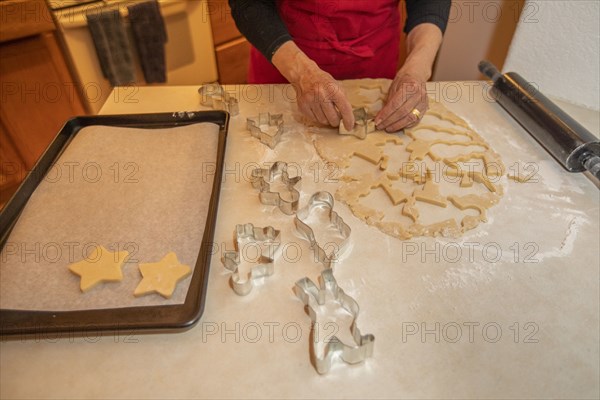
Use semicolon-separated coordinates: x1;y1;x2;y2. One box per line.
127;0;168;83
86;9;135;86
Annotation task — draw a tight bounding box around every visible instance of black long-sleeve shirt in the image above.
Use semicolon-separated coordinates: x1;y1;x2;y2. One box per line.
229;0;451;62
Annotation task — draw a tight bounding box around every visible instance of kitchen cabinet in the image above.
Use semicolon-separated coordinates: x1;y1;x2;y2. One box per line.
0;120;25;206
207;0;250;84
0;0;85;207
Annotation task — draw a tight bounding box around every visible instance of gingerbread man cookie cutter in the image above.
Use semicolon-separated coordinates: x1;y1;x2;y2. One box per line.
294;268;375;374
338;107;377;140
198;83;239;116
246;112;284;149
221;223;281;296
251;162;301;215
294;191;351;269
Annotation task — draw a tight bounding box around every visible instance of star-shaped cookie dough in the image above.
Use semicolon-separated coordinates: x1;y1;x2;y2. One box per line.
134;252;191;299
69;245;129;292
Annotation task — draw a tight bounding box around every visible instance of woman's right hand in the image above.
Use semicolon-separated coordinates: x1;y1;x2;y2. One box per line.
272;41;355;130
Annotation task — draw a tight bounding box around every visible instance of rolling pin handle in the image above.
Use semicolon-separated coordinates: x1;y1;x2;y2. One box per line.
582;153;600;179
478;60;503;83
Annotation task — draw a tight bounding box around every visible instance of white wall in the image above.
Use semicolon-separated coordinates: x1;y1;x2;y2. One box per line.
433;0;523;81
503;1;600;110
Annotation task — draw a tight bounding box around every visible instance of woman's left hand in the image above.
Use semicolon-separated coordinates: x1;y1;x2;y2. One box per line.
374;73;428;133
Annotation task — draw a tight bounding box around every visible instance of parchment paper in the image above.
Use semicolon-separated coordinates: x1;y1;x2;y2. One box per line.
0;122;219;311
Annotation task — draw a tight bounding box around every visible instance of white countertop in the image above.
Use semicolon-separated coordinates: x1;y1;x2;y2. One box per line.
1;82;599;399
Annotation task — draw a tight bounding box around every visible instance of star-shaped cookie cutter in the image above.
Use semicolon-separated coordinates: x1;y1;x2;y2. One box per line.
198;83;239;116
294;191;351;269
246;112;284;149
294;268;375;374
221;223;281;296
338;107;376;139
250;161;301;215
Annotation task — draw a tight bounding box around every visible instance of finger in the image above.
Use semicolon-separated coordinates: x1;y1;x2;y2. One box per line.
384;94;428;132
377;95;420;130
375;90;405;127
331;88;355;130
311;102;329;126
321;101;341;127
384;111;420;133
390;95;428;132
376;81;423;127
299;102;319;125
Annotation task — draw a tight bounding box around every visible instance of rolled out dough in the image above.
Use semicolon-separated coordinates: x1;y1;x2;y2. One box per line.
311;79;506;240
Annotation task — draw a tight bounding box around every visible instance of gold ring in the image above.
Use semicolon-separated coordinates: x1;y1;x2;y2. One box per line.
410;108;421;119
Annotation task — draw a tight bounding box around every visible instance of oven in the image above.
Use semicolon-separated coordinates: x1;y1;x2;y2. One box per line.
52;0;218;113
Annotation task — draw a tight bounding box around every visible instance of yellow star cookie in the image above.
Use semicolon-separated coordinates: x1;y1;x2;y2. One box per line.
69;245;129;292
134;252;191;299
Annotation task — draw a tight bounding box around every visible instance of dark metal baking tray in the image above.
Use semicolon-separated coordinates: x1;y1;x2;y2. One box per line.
0;111;229;338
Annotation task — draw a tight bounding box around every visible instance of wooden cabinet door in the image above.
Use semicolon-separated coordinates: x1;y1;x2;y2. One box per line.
207;0;242;46
1;31;86;206
207;0;250;84
0;120;26;206
215;38;251;84
0;32;86;169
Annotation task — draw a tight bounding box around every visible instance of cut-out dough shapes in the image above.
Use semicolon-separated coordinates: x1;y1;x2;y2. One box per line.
134;252;191;299
313;79;506;239
69;245;129;292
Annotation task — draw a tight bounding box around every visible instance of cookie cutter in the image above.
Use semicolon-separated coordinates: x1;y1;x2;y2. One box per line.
198;83;239;116
294;268;375;374
294;192;351;269
246;112;284;149
251;162;301;215
338;107;376;139
221;223;281;296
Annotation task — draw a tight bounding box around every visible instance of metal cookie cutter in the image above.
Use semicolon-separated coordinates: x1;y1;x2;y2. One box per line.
294;268;375;374
251;162;301;215
246;112;284;149
338;107;376;139
198;83;239;116
294;192;351;269
221;223;281;296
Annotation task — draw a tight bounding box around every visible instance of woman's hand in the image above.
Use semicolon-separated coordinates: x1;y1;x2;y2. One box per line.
375;73;428;132
293;65;355;130
272;41;355;130
375;22;444;133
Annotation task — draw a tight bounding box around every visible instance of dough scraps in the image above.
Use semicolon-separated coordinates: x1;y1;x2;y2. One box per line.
310;79;505;239
134;252;191;299
69;245;129;292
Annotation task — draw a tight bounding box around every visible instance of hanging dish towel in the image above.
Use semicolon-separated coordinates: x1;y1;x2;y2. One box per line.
86;9;135;86
127;0;168;83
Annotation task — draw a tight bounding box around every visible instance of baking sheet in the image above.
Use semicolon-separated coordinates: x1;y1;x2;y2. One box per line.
0;122;219;311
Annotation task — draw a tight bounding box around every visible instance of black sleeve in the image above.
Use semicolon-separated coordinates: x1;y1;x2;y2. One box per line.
404;0;451;34
229;0;292;62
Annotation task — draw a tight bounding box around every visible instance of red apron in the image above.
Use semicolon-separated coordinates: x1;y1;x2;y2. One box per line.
248;0;400;84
